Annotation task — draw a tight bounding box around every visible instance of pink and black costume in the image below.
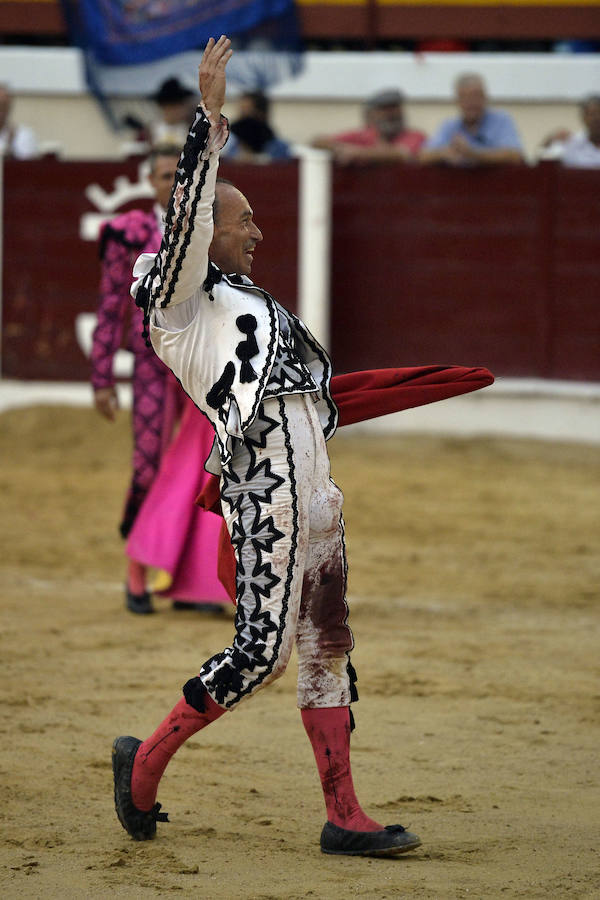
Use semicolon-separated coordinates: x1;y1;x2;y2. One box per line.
91;208;175;538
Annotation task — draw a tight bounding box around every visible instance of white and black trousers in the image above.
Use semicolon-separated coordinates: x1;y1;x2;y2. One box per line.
183;392;356;713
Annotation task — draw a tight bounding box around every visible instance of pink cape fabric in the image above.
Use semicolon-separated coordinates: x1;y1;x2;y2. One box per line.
126;398;231;604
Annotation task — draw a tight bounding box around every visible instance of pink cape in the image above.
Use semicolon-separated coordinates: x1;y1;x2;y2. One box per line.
126;398;232;605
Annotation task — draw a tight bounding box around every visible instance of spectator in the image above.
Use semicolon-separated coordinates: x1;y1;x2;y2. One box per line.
0;83;38;159
560;96;600;168
222;90;291;161
147;78;197;147
537;127;573;161
237;90;271;122
419;73;524;166
312;89;426;164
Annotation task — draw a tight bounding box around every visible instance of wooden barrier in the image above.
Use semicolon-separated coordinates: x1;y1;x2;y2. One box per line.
1;158;598;382
330;163;600;381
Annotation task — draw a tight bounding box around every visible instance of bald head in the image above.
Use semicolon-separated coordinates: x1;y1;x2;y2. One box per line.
210;181;263;276
455;73;487;127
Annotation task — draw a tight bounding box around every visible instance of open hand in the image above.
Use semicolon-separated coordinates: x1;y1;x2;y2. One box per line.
198;36;233;119
94;386;118;421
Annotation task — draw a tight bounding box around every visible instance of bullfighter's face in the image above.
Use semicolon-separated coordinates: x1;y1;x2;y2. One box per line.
210;183;263;277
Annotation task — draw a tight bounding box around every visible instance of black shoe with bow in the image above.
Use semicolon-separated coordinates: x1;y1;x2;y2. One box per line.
112;736;168;840
320;821;421;856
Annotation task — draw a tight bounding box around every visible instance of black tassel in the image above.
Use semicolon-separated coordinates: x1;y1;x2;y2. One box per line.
206;362;236;410
349;708;356;732
239;360;258;383
235;314;259;382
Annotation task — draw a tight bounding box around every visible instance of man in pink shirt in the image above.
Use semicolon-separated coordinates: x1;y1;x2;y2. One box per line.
313;89;426;163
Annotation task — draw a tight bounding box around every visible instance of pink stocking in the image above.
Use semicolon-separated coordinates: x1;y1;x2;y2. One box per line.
127;559;146;595
301;706;383;832
131;693;225;811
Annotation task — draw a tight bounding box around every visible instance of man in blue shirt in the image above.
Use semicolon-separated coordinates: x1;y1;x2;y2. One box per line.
420;73;524;166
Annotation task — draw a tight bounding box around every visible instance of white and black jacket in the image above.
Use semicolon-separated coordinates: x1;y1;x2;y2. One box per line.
131;105;337;474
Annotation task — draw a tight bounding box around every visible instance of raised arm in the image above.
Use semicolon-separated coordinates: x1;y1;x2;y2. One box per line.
131;37;233;316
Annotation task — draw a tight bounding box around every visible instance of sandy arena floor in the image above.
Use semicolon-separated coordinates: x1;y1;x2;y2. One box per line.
1;406;599;899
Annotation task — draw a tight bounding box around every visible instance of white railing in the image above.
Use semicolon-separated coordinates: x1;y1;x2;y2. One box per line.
2;47;599;101
297;147;332;350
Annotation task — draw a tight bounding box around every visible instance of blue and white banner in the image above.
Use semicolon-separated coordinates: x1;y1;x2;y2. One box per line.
61;0;299;65
60;1;303;126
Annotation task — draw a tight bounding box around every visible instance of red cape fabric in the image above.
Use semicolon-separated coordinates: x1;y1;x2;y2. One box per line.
329;365;493;426
197;364;494;602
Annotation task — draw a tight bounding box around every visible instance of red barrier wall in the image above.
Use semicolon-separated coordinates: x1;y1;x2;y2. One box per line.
1;158;298;381
2;159;599;383
330;163;600;381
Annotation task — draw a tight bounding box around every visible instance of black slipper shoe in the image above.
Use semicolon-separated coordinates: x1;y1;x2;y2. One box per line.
126;588;154;614
112;735;168;840
320;821;421;857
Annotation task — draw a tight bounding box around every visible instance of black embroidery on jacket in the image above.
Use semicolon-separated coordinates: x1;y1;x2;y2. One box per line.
203;262;223;301
159;110;211;308
161;157;210;309
263;328;317;398
133;109;212;346
235;314;259;383
283;306;338;440
225;280;279;434
206;361;235;410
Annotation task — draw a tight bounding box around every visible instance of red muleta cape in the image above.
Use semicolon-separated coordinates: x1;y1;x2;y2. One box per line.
197;364;494;601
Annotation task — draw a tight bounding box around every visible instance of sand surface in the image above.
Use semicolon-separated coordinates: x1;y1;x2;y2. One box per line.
1;406;599;899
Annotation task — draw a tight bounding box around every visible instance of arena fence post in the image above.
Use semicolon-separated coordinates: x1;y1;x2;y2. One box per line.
296;146;332;351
